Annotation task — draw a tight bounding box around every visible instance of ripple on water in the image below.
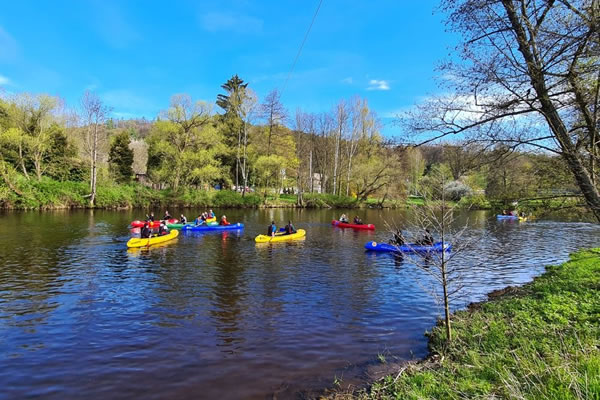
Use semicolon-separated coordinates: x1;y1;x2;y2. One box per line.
0;210;598;399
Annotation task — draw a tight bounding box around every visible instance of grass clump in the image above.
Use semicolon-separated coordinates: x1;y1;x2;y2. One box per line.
361;248;600;400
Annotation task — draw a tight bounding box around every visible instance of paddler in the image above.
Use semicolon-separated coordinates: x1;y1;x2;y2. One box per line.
220;215;230;226
141;223;151;238
284;220;296;235
391;229;406;246
180;214;187;224
146;212;155;222
267;221;277;237
353;215;363;225
339;214;349;223
163;210;171;221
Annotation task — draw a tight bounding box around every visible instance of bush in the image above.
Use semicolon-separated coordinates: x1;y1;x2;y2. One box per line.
444;180;473;201
303;193;359;208
457;194;492;210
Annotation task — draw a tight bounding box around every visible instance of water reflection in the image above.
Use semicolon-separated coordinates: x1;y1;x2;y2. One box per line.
0;209;598;399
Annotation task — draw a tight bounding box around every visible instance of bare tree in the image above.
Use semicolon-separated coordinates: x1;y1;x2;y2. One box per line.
387;170;483;342
261;89;287;157
80;91;110;206
402;0;600;221
239;89;258;196
333;100;348;195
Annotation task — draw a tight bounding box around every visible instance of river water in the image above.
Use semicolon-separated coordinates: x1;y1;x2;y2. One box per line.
1;208;598;399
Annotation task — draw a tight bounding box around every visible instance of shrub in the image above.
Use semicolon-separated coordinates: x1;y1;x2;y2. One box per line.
444;180;473;201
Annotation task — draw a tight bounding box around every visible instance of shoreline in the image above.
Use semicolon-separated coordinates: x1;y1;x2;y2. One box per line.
325;247;600;399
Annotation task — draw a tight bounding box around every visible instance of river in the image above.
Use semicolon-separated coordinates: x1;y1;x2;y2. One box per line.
1;208;598;399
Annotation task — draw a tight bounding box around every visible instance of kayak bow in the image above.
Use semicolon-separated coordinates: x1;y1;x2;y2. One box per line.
332;220;375;230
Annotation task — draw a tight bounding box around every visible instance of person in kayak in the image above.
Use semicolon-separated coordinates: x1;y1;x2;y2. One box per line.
209;209;215;219
340;214;349;223
180;214;187;224
284;221;296;235
141;223;151;238
417;229;434;245
391;229;405;246
353;216;363;225
146;212;155;222
158;222;169;236
194;214;204;226
267;221;277;237
220;215;230;225
163;210;171;221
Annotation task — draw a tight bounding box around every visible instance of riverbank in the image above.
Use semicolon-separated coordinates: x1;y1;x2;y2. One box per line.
0;177;416;210
332;248;600;399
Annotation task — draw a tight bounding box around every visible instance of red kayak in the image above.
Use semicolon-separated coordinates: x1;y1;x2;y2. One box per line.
130;219;178;228
332;220;375;230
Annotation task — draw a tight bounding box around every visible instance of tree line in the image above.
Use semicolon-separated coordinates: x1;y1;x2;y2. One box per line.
0;76;585;212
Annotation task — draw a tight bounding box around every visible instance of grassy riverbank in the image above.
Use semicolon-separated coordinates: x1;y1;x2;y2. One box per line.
340;248;600;399
0;177;389;210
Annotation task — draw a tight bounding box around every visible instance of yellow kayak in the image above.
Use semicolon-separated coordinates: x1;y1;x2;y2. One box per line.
255;229;306;243
127;229;179;248
206;217;216;223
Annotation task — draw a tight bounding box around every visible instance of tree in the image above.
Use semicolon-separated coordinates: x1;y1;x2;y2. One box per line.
332;100;348;195
403;0;600;222
260;89;287;156
239;89;258;195
10;94;62;180
155;94;212;190
81;90;110;206
216;74;250;187
109;131;134;183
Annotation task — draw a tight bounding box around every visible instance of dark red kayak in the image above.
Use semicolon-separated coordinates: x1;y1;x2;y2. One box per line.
130;219;178;228
331;220;375;230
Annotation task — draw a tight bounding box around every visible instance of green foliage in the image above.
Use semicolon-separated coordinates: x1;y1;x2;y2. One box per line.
457;194;491;209
108;131;134;183
368;249;600;400
303;193;358;208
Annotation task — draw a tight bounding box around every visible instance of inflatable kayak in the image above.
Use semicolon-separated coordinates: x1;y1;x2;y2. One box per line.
332;220;375;230
364;241;451;253
167;221;218;229
496;215;527;221
127;229;179;248
131;218;177;228
255;229;306;243
181;222;244;232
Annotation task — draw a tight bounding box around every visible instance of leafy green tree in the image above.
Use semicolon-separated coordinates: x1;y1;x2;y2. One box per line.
45;123;79;181
147;94;212;190
109;131;134;183
216;75;250;186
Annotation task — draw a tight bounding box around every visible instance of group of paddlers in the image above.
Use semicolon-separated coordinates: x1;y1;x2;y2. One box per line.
267;220;296;237
389;228;433;247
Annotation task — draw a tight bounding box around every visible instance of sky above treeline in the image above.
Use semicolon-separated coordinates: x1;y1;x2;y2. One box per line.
0;0;457;134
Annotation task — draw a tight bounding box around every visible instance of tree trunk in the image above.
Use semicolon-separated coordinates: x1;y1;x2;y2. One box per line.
90;124;98;206
502;0;600;222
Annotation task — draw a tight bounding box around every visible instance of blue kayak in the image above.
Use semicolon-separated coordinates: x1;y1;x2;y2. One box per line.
364;241;451;253
181;223;244;231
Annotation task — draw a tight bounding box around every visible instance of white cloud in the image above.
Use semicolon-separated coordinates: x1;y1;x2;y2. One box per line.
0;74;10;85
200;12;263;34
341;77;353;84
367;79;390;91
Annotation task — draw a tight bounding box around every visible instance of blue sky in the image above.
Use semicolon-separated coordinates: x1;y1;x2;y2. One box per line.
0;0;457;133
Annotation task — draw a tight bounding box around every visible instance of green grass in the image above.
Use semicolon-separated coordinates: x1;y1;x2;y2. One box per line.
352;248;600;400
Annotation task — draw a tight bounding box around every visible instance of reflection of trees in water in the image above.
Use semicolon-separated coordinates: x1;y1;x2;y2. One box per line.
209;237;248;352
0;211;90;333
